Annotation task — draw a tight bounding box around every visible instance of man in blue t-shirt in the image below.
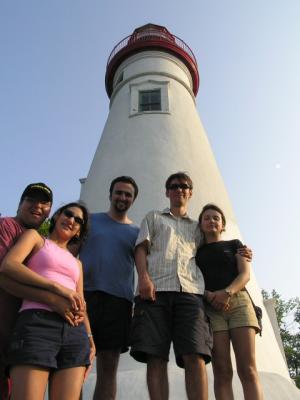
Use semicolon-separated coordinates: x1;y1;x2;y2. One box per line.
80;176;139;400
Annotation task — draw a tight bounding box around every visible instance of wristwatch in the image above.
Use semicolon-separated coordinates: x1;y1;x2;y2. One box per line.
224;288;233;297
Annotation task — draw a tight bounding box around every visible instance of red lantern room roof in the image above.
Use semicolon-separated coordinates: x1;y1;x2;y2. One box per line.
105;23;199;97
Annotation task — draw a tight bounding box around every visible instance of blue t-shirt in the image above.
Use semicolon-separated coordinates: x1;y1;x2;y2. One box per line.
79;213;139;302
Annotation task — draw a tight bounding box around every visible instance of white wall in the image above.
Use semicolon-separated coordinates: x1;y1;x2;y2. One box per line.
80;50;291;380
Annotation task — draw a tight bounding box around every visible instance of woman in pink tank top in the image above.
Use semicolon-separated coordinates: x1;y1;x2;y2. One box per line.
1;202;95;400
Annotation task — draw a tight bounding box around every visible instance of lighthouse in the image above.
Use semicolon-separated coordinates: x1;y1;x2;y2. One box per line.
80;24;299;399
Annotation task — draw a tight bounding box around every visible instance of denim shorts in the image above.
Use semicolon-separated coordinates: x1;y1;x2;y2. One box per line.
6;310;90;371
130;292;213;368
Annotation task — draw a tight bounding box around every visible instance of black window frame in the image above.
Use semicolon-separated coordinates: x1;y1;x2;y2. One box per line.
138;89;162;112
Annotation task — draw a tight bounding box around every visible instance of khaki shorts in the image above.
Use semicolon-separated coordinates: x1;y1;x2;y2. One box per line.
206;290;260;333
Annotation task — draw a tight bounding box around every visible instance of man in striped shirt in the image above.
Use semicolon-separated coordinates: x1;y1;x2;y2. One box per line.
130;172;212;400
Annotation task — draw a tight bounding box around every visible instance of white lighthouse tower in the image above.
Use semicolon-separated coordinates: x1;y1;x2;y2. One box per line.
80;24;299;399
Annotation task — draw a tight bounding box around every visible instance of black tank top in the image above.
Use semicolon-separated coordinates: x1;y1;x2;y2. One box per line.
196;239;243;291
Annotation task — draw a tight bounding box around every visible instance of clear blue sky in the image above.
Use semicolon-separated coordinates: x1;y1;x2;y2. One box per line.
1;1;299;298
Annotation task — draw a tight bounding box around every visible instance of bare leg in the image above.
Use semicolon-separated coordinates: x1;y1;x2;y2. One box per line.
231;327;263;400
10;365;49;400
49;367;86;400
147;356;168;400
93;350;120;400
211;331;234;400
182;354;208;400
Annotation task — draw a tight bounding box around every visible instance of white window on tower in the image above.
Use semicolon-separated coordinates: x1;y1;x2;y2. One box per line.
130;80;169;116
138;89;161;112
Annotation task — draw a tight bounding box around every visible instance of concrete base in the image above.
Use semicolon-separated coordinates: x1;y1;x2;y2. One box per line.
82;354;300;399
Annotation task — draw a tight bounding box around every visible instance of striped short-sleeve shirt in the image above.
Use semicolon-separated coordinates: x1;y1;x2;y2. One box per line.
136;209;205;294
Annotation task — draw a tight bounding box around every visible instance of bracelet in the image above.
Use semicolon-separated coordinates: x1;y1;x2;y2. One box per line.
87;333;93;338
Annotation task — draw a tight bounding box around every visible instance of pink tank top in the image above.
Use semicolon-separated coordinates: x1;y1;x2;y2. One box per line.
21;239;80;312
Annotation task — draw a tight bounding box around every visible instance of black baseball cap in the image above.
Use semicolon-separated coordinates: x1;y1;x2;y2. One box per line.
20;182;53;203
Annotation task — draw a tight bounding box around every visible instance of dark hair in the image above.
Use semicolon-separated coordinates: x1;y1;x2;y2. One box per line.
198;203;226;229
109;176;139;199
165;172;193;190
49;202;90;246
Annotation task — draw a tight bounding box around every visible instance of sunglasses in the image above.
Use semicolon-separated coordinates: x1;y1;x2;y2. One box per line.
168;183;191;190
63;209;84;226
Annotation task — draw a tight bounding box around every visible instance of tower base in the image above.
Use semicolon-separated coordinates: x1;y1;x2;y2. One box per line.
82;353;300;399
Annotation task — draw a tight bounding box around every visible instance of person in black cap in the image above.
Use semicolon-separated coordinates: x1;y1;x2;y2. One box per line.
20;182;53;203
0;182;83;400
16;182;53;227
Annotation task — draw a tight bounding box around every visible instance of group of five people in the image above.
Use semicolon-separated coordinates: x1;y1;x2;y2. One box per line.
0;173;263;400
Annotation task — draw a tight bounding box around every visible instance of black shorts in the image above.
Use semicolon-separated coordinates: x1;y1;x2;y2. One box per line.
130;292;213;368
6;310;90;371
85;291;132;353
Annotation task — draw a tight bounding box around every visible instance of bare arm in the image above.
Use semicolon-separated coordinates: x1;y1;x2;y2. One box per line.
0;274;82;326
2;230;59;291
1;230;84;311
135;241;155;301
76;260;96;380
225;253;250;294
210;253;250;311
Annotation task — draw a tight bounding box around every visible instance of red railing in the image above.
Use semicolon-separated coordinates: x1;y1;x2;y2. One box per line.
107;31;198;68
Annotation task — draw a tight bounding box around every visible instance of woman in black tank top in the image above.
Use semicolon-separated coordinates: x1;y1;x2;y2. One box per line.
196;204;263;400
